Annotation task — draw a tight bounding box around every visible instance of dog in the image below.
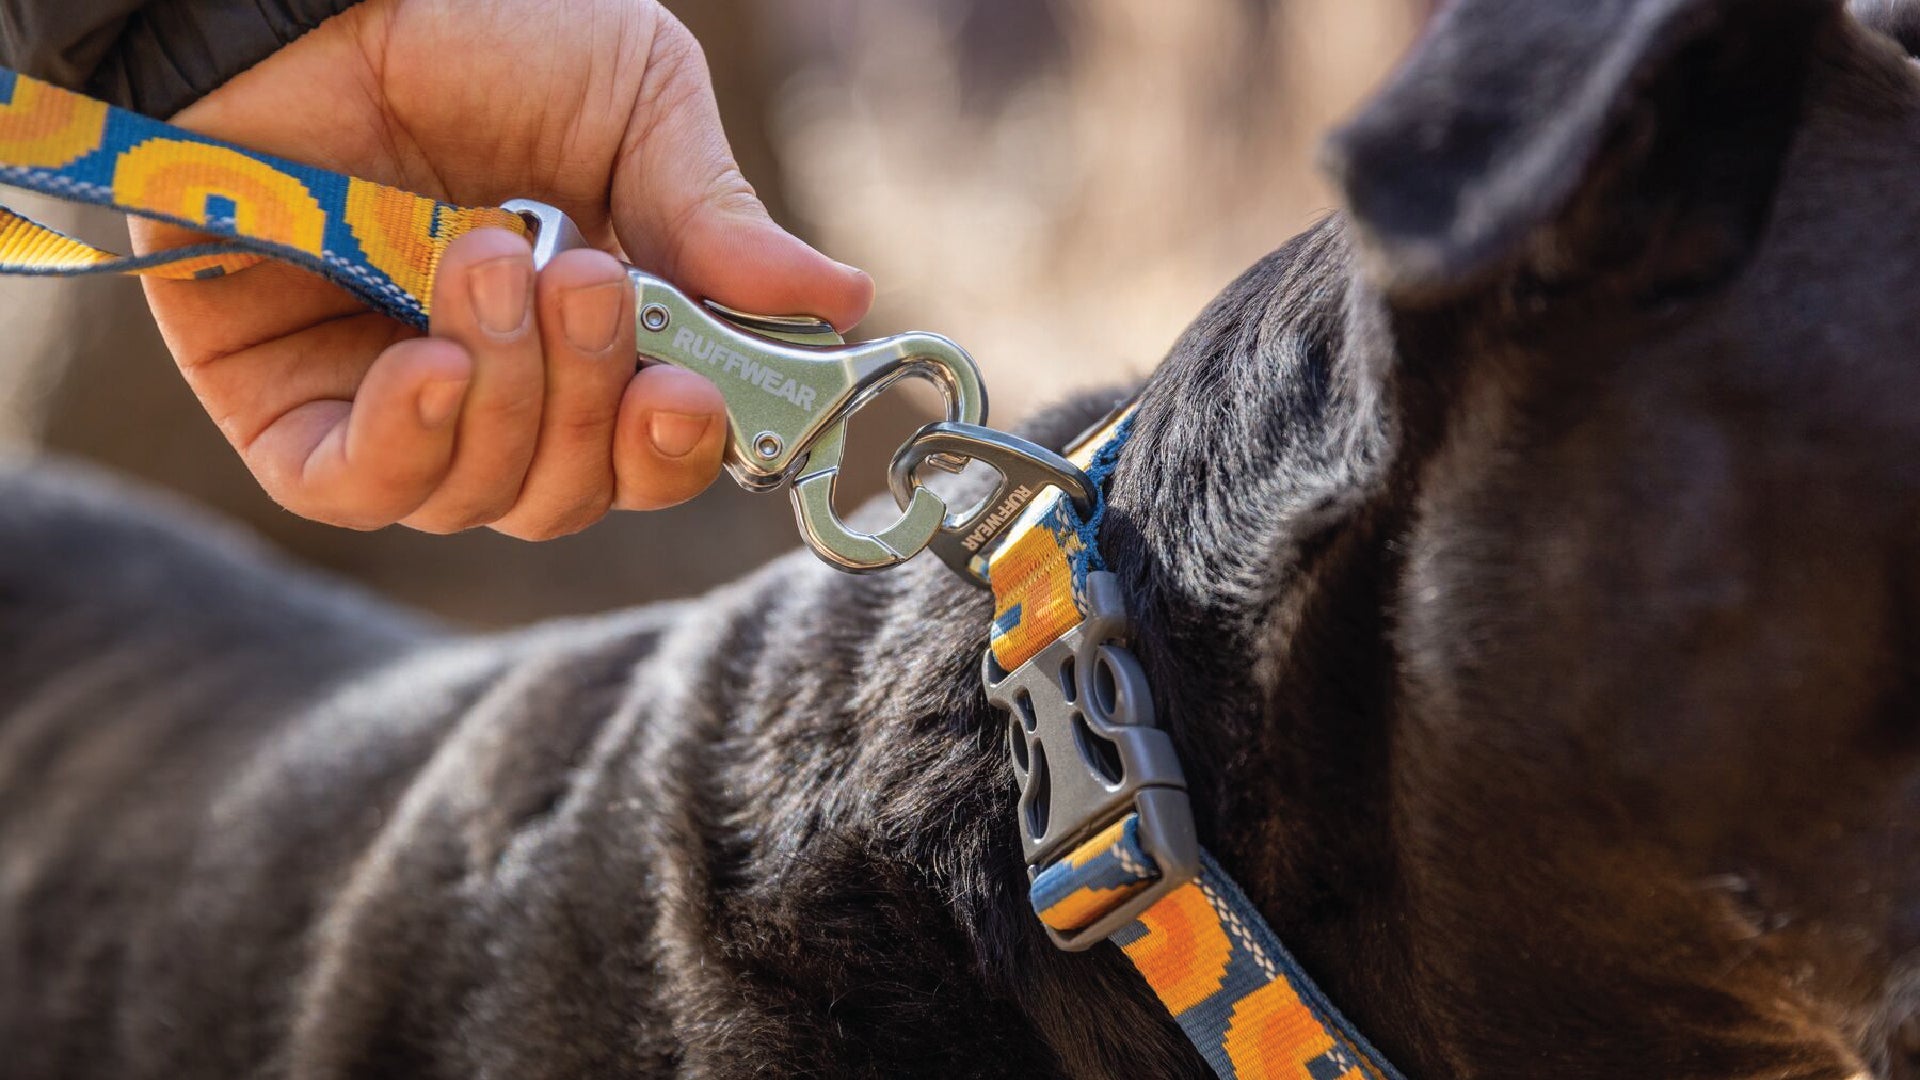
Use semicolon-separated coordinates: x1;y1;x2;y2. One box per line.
6;0;1920;1076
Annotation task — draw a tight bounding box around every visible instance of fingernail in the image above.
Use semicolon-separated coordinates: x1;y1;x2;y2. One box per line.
648;410;713;459
418;378;469;428
560;280;626;353
469;256;530;336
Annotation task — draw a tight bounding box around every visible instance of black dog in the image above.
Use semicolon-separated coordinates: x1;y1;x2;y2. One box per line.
7;0;1920;1076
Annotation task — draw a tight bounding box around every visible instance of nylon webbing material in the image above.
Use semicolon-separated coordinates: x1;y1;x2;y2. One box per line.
0;66;526;328
986;410;1132;671
1032;818;1403;1080
987;412;1405;1080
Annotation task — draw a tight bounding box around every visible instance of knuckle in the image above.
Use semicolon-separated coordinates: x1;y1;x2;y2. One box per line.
329;466;449;530
489;517;553;542
633;14;723;157
661;166;765;276
643;12;708;91
460;495;520;529
300;497;398;533
268;470;411;533
495;492;612;541
411;511;486;536
491;520;548;542
468;390;545;432
551;404;621;444
558;489;617;533
335;514;396;533
412;493;517;534
407;517;468;537
702;167;761;213
636;19;712;134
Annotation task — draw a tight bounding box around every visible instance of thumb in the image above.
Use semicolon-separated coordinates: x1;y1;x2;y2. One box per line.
612;14;874;332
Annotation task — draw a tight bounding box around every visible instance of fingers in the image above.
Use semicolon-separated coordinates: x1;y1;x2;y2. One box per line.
488;248;636;540
401;234;727;537
401;228;547;534
611;13;876;332
421;239;728;537
244;338;470;529
613;364;728;511
124;6;784;540
213;227;726;537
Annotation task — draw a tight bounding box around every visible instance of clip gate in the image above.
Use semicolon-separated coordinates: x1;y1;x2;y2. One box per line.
506;200;988;572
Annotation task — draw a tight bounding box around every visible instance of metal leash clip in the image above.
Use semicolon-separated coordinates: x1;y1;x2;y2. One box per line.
507;200;988;572
888;423;1095;588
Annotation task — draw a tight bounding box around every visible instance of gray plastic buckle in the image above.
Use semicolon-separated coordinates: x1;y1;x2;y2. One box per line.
982;570;1199;950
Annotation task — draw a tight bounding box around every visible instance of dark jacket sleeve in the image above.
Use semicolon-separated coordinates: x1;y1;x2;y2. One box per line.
0;0;359;117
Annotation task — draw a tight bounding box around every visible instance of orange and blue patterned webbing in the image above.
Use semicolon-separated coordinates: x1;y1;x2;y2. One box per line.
0;66;526;328
989;414;1405;1080
1031;818;1404;1080
986;409;1134;672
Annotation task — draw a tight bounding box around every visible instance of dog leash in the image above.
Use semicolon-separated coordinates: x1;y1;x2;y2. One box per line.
0;65;1406;1080
0;65;987;573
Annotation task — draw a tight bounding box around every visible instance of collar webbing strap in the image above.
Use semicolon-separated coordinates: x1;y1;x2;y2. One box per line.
987;409;1133;671
0;66;525;328
986;409;1406;1080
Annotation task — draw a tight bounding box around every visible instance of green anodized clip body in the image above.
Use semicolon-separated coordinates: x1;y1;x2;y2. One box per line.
504;200;989;573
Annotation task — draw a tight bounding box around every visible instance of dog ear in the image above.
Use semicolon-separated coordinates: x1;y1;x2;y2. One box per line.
1323;0;1842;301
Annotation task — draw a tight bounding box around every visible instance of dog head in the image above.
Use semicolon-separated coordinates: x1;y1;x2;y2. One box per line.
1094;1;1920;1075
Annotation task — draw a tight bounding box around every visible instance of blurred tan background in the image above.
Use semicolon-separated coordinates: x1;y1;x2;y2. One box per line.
0;0;1425;626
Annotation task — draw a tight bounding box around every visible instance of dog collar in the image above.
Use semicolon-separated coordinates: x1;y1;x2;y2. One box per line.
981;404;1406;1080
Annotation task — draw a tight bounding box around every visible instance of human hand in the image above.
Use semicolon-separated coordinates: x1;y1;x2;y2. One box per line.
130;0;873;537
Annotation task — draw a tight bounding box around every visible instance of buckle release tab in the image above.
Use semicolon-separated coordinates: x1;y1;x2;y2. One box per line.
984;571;1199;950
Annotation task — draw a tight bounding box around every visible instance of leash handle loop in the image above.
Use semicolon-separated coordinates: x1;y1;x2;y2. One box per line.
0;66;525;327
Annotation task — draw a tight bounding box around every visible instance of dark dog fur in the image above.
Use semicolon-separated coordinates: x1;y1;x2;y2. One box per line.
9;0;1920;1076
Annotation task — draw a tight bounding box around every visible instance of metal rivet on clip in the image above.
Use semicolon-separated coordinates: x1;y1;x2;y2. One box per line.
641;304;671;333
754;432;784;460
